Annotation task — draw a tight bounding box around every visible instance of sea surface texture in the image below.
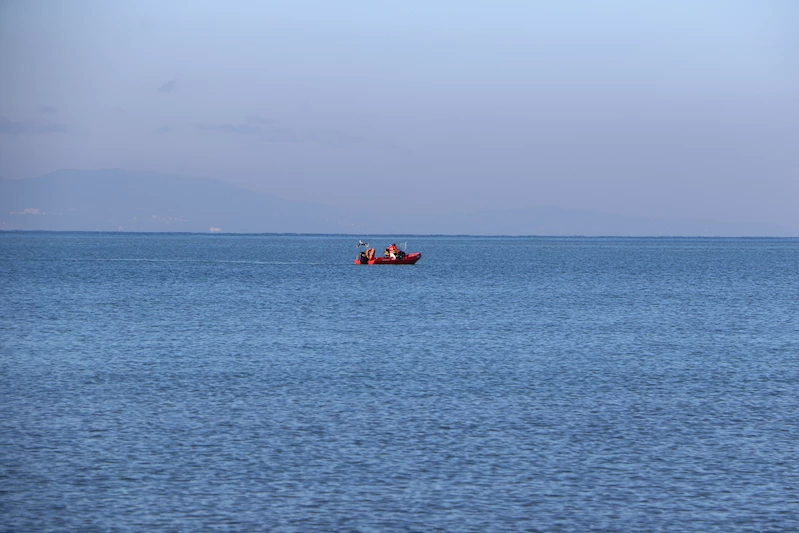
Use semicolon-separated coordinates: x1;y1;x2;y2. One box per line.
1;233;797;533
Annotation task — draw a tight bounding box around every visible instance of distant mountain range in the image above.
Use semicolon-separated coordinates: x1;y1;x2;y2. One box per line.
1;169;793;236
0;169;353;234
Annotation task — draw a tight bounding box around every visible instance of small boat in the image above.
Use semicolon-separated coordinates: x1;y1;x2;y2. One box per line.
355;241;421;265
356;252;422;265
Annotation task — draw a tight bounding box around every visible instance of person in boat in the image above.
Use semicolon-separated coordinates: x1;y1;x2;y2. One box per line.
390;243;407;259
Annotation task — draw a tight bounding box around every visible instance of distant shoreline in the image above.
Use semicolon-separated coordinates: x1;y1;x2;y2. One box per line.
2;230;797;239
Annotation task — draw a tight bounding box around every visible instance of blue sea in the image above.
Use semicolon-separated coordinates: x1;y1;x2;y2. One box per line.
1;233;797;532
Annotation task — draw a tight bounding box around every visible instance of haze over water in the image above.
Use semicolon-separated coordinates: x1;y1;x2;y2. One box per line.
2;1;798;233
2;233;797;532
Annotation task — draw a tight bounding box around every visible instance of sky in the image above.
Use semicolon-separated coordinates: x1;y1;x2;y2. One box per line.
1;0;798;230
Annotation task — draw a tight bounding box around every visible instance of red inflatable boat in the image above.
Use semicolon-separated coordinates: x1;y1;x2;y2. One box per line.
355;242;421;265
355;252;422;265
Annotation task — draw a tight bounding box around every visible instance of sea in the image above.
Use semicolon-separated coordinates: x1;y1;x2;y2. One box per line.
1;232;797;533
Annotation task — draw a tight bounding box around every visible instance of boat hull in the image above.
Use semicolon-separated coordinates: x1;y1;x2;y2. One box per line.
355;252;421;265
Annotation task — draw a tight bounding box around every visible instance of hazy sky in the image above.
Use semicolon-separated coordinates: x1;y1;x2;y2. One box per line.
1;1;797;229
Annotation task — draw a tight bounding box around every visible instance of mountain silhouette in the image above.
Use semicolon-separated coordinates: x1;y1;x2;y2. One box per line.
0;169;357;233
1;169;793;236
